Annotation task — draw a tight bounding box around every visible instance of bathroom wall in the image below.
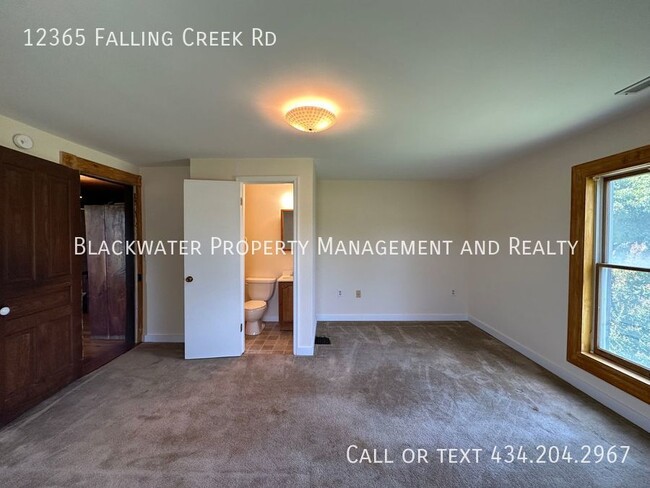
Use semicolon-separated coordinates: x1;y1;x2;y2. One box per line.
244;183;294;321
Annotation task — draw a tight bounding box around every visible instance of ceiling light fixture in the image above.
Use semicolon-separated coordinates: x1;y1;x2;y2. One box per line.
285;104;336;133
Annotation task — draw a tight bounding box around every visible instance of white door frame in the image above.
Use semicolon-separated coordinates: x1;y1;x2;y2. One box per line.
236;175;299;355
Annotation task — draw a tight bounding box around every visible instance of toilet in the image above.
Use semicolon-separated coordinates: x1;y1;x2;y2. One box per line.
244;277;277;335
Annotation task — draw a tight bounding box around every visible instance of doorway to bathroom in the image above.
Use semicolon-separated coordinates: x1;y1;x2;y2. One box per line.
183;176;302;359
242;183;295;355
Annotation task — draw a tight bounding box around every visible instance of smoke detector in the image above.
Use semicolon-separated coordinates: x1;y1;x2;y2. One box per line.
13;134;33;150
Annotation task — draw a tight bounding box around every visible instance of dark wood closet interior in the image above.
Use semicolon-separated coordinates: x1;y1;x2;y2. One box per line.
80;175;135;374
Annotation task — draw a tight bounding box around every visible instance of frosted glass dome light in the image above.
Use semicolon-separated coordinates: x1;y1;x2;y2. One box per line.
285;105;336;133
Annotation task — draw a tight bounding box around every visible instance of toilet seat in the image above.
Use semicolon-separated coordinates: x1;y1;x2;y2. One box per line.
245;300;266;311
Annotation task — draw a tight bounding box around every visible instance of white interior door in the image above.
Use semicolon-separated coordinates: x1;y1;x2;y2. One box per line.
184;180;244;359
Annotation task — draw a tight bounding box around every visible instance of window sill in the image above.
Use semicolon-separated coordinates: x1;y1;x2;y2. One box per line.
568;351;650;403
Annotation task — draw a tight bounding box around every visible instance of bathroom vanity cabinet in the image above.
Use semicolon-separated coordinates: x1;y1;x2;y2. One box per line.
278;280;293;331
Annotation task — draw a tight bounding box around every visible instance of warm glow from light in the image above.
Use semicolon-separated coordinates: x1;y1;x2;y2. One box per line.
282;97;339;115
255;77;364;133
280;191;294;209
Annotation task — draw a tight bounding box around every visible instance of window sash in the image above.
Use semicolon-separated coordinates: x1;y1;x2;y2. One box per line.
593;263;650;378
599;169;650;267
593;172;650;378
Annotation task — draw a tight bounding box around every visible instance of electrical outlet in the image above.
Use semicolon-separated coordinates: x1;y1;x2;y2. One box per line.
337;289;342;298
451;289;456;296
355;289;362;298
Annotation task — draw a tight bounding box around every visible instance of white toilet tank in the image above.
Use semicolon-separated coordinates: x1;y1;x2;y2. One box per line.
246;277;277;301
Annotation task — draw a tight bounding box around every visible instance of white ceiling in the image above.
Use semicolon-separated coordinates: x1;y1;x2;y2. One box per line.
1;0;650;178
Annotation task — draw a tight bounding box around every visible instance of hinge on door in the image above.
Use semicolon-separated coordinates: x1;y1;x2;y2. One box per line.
240;197;243;206
240;323;243;332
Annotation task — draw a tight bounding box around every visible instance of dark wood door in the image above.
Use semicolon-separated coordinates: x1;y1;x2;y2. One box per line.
84;204;127;339
0;146;81;426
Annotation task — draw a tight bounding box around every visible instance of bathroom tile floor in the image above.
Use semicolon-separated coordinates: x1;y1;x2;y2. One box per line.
245;322;293;355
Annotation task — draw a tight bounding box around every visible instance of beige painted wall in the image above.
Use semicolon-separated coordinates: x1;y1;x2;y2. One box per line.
190;158;316;355
0;113;136;173
244;184;293;321
8;105;642;427
141;164;190;342
317;180;468;320
467;105;650;431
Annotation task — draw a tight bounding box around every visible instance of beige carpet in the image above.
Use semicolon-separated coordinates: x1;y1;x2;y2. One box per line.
0;322;648;487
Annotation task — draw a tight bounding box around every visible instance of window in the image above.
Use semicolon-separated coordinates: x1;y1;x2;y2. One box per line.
568;145;650;403
595;171;650;374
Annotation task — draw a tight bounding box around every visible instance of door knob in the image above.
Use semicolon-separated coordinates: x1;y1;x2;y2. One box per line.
0;306;10;316
185;276;194;283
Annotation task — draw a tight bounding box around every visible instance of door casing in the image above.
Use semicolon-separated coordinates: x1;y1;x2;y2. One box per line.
59;152;144;344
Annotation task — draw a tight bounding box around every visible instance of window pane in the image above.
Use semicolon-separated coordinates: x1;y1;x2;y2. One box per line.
605;172;650;267
598;267;650;369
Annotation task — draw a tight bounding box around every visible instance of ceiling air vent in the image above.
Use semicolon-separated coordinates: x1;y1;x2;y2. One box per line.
615;75;650;95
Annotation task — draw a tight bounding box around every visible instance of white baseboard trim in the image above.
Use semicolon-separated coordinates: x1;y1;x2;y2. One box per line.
468;315;649;432
316;313;468;322
144;333;316;356
143;334;184;343
295;345;314;356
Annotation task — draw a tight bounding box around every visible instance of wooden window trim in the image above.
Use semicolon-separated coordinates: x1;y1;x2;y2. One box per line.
567;144;650;403
59;152;144;344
